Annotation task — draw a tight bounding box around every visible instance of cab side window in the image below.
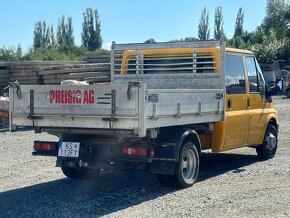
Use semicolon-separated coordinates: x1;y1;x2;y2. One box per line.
225;55;246;94
245;56;265;94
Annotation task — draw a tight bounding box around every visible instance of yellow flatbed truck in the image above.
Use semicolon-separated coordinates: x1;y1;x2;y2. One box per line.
10;41;278;188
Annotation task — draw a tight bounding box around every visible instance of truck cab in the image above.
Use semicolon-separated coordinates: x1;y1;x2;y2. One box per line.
212;48;278;156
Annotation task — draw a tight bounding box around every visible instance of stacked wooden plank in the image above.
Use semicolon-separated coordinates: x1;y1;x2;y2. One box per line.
0;96;9;127
85;52;110;63
0;63;10;95
39;63;111;84
9;61;84;85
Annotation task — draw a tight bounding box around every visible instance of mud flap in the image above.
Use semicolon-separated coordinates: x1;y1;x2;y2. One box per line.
149;160;176;175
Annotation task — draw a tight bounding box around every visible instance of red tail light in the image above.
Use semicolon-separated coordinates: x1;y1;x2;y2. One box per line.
34;142;57;151
122;147;147;156
150;149;155;157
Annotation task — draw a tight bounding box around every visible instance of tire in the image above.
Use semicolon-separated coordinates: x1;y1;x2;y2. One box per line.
175;142;200;188
157;141;200;188
256;125;278;160
61;166;100;180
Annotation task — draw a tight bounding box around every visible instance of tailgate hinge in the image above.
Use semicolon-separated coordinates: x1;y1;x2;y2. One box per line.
27;90;43;120
127;81;142;100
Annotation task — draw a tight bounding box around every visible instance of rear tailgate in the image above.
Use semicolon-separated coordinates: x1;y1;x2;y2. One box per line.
10;83;144;132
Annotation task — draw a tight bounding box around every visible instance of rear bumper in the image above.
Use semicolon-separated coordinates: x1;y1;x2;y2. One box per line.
32;151;57;156
32;141;153;163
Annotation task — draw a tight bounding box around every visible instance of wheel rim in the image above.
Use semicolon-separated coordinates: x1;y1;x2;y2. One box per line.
181;148;198;183
265;132;277;152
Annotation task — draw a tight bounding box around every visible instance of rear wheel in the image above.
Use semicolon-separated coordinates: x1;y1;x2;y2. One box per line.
61;167;100;180
175;142;200;188
256;125;277;160
157;141;200;188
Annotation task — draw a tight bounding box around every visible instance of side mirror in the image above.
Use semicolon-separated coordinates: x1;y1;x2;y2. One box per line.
275;79;283;95
266;79;284;97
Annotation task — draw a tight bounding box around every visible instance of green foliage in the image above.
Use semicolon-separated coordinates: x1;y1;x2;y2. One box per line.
57;16;75;47
234;8;244;37
24;47;84;61
251;29;288;64
3;2;290;65
33;21;55;49
214;6;225;40
144;38;156;43
251;0;290;64
82;8;102;51
263;0;290;35
184;37;199;42
170;37;199;42
30;15;85;61
0;45;22;62
198;8;210;40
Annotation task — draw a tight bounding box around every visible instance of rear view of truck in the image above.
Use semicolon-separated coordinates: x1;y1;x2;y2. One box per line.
10;41;225;188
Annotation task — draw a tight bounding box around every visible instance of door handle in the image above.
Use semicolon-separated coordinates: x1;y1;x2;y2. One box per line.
228;99;232;109
247;99;250;108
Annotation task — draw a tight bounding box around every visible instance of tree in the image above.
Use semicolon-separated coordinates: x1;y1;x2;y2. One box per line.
198;8;210;40
214;6;225;40
252;28;287;63
0;45;22;62
263;0;289;30
144;38;156;43
170;37;198;42
184;37;198;42
234;8;244;37
57;16;75;47
263;0;290;38
33;21;54;49
82;8;102;51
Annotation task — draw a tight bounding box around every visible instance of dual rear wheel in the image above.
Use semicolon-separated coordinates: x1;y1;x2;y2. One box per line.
157;141;200;188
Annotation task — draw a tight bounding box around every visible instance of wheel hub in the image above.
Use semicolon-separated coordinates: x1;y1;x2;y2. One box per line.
181;149;197;182
265;133;277;151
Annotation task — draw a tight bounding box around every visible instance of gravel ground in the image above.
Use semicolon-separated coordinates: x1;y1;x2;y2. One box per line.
0;96;290;218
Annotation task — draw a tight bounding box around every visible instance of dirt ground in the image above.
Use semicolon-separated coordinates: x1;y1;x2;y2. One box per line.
0;96;289;218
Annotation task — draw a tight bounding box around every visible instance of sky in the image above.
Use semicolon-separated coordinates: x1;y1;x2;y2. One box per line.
0;0;267;52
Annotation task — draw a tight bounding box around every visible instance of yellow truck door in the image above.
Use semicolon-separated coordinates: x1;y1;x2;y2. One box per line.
222;54;248;149
245;56;267;145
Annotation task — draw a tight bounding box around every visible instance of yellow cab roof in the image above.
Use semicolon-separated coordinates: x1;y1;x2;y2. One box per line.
226;47;254;55
122;47;254;56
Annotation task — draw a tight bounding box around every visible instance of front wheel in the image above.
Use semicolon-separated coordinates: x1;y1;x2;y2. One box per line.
256;125;278;160
61;166;100;180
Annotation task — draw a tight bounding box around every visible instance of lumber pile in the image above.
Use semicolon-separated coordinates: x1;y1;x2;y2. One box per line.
0;63;10;95
0;96;9;127
8;57;111;85
9;61;84;85
85;52;110;63
39;63;111;84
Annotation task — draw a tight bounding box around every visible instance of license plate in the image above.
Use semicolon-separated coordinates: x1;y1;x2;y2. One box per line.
58;142;80;157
